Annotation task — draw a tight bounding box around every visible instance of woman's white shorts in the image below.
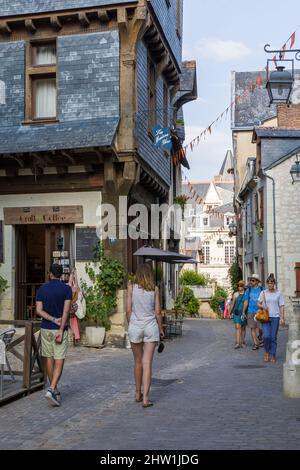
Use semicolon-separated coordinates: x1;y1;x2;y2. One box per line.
128;320;160;344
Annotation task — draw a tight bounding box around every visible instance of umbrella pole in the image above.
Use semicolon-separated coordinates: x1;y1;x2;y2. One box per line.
155;260;158;285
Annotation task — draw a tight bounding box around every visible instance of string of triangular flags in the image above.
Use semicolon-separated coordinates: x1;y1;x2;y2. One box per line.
182;172;228;222
172;28;299;167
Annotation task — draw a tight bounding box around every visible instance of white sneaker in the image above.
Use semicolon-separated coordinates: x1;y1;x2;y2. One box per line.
45;388;61;407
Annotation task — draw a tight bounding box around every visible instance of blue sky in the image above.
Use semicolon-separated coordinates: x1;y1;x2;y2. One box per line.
182;0;300;181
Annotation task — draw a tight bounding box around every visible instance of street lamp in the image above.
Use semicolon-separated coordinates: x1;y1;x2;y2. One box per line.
290;154;300;183
264;44;300;105
217;238;224;248
228;221;237;237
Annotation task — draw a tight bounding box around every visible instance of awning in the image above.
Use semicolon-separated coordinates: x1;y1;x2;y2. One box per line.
133;246;196;264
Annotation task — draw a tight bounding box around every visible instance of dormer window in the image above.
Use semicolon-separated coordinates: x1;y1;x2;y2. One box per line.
25;40;57;122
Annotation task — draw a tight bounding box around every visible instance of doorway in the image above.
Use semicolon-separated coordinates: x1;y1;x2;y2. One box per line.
15;224;73;320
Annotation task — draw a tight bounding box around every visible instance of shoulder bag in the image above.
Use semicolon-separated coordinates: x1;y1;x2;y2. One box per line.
255;291;269;323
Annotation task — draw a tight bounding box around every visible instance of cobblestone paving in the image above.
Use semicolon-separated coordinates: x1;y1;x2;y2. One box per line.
0;320;299;450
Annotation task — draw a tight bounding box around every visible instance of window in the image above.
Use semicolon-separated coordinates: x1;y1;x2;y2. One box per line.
203;217;209;227
204;243;210;265
225;241;235;265
147;54;156;134
254;192;259;223
259;188;264;226
26;40;57;121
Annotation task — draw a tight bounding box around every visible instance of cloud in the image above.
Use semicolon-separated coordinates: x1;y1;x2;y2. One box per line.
183;125;232;182
195;37;252;63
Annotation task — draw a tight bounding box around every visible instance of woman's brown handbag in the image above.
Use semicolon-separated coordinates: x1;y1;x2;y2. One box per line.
255;292;269;323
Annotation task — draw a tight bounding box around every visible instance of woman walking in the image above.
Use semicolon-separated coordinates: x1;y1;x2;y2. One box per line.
257;275;285;363
230;280;247;349
127;263;164;408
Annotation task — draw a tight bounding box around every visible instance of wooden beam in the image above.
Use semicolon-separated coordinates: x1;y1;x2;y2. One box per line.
56;166;68;175
78;12;90;27
25;19;37;33
50;16;62;30
0;21;12;34
97;9;110;23
117;8;128;30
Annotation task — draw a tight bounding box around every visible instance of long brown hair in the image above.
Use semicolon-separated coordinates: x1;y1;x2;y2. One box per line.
135;263;155;292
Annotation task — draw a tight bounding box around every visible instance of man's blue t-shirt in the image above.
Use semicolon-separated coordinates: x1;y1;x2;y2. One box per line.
246;287;263;314
36;279;72;330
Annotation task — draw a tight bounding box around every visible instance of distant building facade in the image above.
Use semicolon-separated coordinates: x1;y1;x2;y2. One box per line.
181;151;236;289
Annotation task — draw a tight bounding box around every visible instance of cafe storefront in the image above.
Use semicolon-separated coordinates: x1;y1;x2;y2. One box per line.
0;193;100;321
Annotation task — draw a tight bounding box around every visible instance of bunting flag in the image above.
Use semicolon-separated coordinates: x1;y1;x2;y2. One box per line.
273;55;278;68
291;31;296;48
281;44;287;60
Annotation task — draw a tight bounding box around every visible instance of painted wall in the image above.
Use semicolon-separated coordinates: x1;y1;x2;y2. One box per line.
0;191;101;320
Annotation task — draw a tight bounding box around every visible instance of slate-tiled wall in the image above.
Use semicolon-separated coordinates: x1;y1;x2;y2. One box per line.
0;41;25;127
150;0;183;65
136;39;171;186
58;31;119;121
0;0;135;17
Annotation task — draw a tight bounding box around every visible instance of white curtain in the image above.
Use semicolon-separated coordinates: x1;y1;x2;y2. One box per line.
35;79;56;118
35;45;56;65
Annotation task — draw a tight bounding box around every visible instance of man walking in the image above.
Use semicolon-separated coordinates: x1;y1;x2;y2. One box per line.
242;274;263;350
36;264;72;406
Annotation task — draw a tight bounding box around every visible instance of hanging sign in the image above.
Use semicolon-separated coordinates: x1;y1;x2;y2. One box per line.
152;125;173;152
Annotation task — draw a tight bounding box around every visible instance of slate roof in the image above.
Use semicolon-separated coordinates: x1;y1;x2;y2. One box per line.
219;150;233;176
214;203;234;214
173;61;197;110
253;127;300;139
0;118;119;154
0;1;136;17
182;182;210;207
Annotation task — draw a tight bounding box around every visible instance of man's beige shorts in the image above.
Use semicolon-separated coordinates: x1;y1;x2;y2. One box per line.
41;329;68;360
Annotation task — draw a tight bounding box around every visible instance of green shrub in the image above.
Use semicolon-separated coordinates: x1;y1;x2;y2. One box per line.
0;271;8;296
81;242;125;330
228;260;243;292
175;286;200;317
210;286;229;315
180;270;208;287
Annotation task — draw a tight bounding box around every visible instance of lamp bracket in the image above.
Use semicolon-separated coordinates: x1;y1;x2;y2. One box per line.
264;44;300;61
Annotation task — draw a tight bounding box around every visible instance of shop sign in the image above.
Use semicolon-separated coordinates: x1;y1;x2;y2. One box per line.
152;124;173;152
4;206;83;225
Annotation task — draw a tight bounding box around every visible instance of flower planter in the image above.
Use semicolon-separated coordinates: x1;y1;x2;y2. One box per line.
85;326;106;348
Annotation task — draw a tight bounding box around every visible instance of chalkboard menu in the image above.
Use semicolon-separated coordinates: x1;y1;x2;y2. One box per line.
0;221;3;263
76;227;99;261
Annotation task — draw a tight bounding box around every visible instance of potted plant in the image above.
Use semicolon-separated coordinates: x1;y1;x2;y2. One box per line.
174;194;190;219
81;242;125;348
175;286;201;318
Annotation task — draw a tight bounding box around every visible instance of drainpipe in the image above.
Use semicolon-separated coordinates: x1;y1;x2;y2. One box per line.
261;170;278;284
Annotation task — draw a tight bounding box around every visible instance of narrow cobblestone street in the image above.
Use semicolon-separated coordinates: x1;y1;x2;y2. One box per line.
0;319;299;450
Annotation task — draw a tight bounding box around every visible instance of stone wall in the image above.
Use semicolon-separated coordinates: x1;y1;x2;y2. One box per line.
268;155;300;320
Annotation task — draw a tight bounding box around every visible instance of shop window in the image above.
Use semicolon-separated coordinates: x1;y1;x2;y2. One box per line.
26;40;57;121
